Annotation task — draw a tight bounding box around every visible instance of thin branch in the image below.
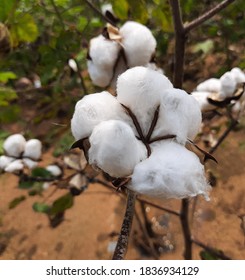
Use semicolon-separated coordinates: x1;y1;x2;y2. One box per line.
112;190;136;260
184;0;236;33
192;238;232;260
73;58;88;95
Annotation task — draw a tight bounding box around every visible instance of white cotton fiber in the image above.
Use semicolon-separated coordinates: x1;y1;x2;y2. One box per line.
231;67;245;83
152;88;202;144
0;155;14;170
117;66;173;135
3;134;26;157
129;141;210;200
87;35;121;87
120;21;157;67
22;158;38;169
88;120;147;178
23;139;42;160
191;91;216;112
5;159;24;173
196;78;221;93
46;164;62;177
219;71;236;99
71;91;132;140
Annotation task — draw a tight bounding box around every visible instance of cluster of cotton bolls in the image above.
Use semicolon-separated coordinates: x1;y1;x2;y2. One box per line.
71;66;210;200
191;67;245;112
0;134;42;173
87;21;158;88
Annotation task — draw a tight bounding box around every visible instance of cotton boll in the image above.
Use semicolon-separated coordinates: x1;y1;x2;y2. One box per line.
117;66;173;135
23;139;42;160
23;158;38;169
191;91;216;112
0;155;14;170
71;91;132;140
5;159;24;173
219;71;236;99
120;21;157;67
231;67;245;83
152;88;202;144
45;165;62;177
129;141;210;200
196;78;221;93
88;120;147;178
3;134;26;157
87;61;113;87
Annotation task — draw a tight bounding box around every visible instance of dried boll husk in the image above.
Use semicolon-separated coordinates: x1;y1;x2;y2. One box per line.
23;139;42;160
117;66;173;136
129;141;210;200
120;21;157;67
3;134;26;158
88;120;147;178
4;159;24;173
71;91;132;140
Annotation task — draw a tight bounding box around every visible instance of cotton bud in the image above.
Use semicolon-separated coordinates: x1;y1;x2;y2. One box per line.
0;155;14;170
196;78;221;93
88;120;147;178
22;158;38;169
45;165;62;177
191;91;216;112
231;67;245;83
117;66;173;135
23;139;42;160
120;21;156;67
153;88;202;144
219;71;236;99
5;159;24;173
3;134;26;157
130;141;210;200
87;35;121;87
71;91;131;140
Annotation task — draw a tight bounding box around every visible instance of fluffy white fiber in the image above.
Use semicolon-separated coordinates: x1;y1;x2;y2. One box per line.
117;66;173;135
191;91;216;112
22;158;38;169
219;71;237;99
46;164;62;177
5;159;24;173
196;78;221;93
130;141;210;200
23;139;42;160
71;91;132;140
3;134;26;157
0;155;14;170
120;21;156;67
88;120;147;178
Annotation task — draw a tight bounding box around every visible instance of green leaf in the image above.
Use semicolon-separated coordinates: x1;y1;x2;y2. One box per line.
152;8;173;32
0;71;17;83
0;87;17;106
0;130;10;155
200;249;222;260
128;1;148;24
111;0;129;19
0;104;20;124
49;193;73;216
31;167;52;178
32;202;50;213
77;16;88;32
53;131;74;157
192;39;214;54
10;13;39;47
9;195;26;209
0;0;16;22
19;180;35;189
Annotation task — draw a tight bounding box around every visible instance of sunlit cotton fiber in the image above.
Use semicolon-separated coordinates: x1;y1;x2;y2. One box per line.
3;134;26;157
130;141;210;200
23;139;42;160
196;78;221;93
46;164;62;177
88;120;147;178
0;155;14;170
231;67;245;83
5;159;24;173
219;71;237;99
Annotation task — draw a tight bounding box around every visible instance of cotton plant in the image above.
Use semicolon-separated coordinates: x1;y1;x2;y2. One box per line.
191;67;245;112
71;66;211;200
87;21;159;89
0;134;42;173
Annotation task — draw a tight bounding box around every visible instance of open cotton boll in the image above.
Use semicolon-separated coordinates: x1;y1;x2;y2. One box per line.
219;71;236;99
120;21;156;67
191;91;216;112
129;141;210;200
71;91;132;140
231;67;245;83
88;120;147;178
87;61;114;87
5;159;24;173
22;158;38;169
152;88;202;144
196;78;221;93
46;164;62;177
23;139;42;160
117;66;173;135
0;155;15;170
3;134;26;157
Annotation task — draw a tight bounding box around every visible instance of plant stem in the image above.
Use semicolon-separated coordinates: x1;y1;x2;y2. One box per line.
112;189;136;260
180;198;192;260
